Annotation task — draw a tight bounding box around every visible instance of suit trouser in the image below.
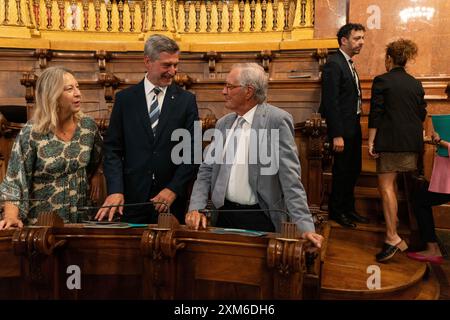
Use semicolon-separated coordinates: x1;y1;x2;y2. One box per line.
216;199;275;232
329;123;362;217
413;185;450;243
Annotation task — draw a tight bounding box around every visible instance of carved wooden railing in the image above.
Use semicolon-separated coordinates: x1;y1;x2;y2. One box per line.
1;0;314;35
1;211;322;299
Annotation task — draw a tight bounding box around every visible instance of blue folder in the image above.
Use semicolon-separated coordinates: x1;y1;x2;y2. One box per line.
431;114;450;157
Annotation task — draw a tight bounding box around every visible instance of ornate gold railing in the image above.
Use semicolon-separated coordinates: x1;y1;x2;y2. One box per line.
1;0;314;36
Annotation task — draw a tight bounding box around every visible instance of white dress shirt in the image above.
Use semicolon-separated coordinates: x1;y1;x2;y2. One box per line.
144;74;167;114
339;49;361;115
225;105;258;205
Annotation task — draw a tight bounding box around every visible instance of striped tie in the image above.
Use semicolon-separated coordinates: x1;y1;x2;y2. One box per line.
149;87;161;134
349;59;362;114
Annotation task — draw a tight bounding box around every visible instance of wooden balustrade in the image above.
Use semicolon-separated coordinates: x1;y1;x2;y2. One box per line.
1;0;314;36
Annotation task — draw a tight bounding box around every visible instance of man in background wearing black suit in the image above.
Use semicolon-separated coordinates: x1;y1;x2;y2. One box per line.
96;34;199;223
319;23;368;228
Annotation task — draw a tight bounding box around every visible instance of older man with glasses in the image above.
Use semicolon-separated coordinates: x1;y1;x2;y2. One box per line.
186;63;323;248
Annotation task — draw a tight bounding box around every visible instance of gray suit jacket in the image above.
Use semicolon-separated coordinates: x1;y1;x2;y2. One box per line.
188;103;315;233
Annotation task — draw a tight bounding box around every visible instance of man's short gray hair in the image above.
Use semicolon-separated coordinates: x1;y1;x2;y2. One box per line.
144;34;180;60
233;63;268;103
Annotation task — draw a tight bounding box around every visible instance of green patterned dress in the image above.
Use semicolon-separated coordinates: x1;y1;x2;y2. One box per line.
0;115;102;224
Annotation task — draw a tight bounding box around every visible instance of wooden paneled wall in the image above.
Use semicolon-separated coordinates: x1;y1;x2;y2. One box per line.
1;46;449;176
0;47;449;227
0;47;324;124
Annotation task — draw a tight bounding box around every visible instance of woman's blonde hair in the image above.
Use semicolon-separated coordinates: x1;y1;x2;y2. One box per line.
32;66;81;134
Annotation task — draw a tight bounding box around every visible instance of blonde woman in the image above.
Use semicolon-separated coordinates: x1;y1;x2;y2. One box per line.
0;66;102;229
368;39;427;262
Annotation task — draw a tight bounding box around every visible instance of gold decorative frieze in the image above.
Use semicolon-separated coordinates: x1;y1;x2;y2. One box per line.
0;0;315;45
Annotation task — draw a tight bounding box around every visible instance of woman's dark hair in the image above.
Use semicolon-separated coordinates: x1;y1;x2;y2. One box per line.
386;39;418;67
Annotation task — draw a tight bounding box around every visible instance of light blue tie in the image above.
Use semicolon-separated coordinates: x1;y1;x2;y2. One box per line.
211;117;246;208
149;87;161;134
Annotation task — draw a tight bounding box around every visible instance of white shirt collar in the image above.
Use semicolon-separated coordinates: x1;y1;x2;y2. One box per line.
144;74;168;96
237;104;257;126
339;48;352;62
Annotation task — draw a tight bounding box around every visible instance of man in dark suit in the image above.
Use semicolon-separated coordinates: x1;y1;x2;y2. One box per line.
96;34;199;223
319;23;368;228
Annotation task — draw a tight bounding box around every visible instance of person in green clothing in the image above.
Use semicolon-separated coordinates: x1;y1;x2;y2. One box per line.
0;66;102;229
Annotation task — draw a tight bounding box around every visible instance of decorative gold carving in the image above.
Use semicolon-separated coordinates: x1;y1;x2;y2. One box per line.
199;109;217;131
283;0;289;30
313;48;329;71
33;48;52;68
26;0;35;29
195;1;201;32
217;0;223;32
300;0;307;26
267;238;304;298
12;220;66;284
57;0;65;30
206;0;212;32
98;72;121;113
94;0;101;31
261;0;267;31
69;0;77;30
238;0;244;32
141;229;185;262
95;50;111;71
118;0;124;32
257;50;273;72
2;0;10;25
140;0;147;32
227;0;234;32
1;0;314;35
106;0;112;31
32;0;40;29
175;0;180;22
20;72;37;101
174;73;193;89
151;0;157;30
45;0;52;29
183;0;190;32
82;0;89;30
297;113;328;210
299;114;328;161
268;239;303;275
129;0;136;32
161;0;167;30
272;0;278;31
141;229;185;299
203;51;221;73
15;0;24;25
250;0;256;31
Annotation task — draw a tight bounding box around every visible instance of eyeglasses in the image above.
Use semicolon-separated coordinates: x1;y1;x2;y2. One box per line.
224;83;244;91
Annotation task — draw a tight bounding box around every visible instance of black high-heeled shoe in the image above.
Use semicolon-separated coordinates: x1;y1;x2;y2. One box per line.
376;240;408;262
